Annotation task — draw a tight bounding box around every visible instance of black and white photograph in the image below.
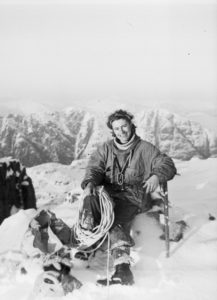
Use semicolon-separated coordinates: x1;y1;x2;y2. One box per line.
0;0;217;299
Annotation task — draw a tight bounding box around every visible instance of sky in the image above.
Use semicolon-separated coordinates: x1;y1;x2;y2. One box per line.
0;0;216;112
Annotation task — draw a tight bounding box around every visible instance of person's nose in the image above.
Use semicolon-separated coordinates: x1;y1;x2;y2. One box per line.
119;127;125;134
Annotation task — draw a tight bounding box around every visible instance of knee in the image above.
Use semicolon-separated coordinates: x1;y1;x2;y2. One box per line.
109;224;135;249
83;194;98;204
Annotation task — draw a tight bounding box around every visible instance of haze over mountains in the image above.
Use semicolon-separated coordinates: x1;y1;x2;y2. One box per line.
0;103;217;167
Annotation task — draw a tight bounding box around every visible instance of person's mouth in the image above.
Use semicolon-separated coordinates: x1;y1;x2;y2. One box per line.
119;135;128;140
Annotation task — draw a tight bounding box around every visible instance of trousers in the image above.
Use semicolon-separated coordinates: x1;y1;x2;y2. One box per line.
81;192;139;265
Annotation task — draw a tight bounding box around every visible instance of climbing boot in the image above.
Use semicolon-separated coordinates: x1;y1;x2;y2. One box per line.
97;263;134;286
74;251;92;261
42;249;82;295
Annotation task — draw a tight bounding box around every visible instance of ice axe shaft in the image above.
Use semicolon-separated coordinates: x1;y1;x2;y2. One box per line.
162;182;170;258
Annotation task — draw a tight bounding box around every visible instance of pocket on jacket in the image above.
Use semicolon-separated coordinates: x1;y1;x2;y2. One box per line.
125;167;144;184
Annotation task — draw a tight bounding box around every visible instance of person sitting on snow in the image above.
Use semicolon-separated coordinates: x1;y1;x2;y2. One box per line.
29;109;183;292
80;109;177;285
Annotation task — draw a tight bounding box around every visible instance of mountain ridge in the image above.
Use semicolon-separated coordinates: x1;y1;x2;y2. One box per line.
0;107;216;166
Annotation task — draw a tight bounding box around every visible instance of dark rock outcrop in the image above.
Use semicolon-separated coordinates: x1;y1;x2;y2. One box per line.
0;158;36;224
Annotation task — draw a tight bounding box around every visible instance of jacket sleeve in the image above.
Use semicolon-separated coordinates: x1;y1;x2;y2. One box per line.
146;144;177;183
81;143;107;189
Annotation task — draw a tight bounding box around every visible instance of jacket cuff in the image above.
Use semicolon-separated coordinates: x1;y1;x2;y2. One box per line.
150;172;165;184
81;180;96;190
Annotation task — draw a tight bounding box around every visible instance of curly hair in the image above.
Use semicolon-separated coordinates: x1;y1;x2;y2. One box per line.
106;109;136;135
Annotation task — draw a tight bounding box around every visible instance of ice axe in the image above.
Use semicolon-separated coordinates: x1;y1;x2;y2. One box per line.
149;182;170;258
162;182;170;258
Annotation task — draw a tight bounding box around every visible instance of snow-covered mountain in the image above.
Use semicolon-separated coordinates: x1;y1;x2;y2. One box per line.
0;108;217;166
136;109;217;160
0;109;106;167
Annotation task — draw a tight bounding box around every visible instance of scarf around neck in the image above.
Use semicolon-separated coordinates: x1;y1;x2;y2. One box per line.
114;134;136;151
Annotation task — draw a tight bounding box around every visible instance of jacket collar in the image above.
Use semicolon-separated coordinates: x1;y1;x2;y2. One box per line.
112;134;141;153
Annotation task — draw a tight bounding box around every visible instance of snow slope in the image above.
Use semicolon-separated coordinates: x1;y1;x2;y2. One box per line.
0;158;217;300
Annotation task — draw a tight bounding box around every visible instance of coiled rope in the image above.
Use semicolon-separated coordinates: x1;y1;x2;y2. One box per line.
73;186;114;252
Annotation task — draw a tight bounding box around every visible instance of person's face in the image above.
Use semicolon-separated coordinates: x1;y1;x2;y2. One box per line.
111;118;132;144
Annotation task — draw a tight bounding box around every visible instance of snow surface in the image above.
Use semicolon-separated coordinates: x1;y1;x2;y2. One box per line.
0;158;217;300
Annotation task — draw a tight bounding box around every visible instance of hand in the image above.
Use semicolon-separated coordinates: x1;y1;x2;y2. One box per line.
143;175;159;194
83;182;96;197
150;185;165;200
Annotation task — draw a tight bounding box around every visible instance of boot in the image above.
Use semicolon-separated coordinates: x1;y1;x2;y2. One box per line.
43;249;82;295
73;251;89;261
40;268;82;296
97;263;134;286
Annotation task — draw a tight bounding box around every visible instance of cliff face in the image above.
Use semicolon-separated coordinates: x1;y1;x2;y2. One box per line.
0;158;36;224
0;108;216;167
0;109;102;166
136;109;217;160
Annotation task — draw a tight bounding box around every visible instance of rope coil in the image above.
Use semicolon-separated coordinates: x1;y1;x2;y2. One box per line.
73;186;114;252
